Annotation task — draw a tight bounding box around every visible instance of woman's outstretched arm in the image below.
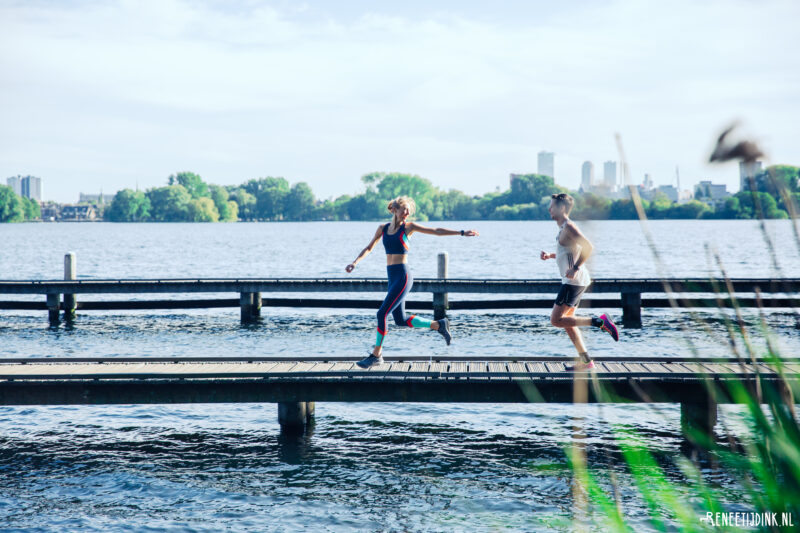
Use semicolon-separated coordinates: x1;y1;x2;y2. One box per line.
345;225;384;272
406;222;479;237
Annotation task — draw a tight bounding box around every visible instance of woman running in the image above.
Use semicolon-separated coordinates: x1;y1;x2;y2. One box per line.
345;196;479;368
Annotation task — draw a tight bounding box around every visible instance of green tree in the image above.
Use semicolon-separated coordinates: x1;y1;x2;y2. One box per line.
509;174;564;205
667;199;711;219
437;190;479;220
490;202;541;220
229;189;256;221
168;172;208;199
209;185;238;221
572;193;611;220
21;197;40;220
147;185;192;221
333;195;353;220
344;194;385;221
706;196;745;219
245;177;290;220
0;185;24;222
608;199;648;220
187;197;219;222
736;190;788;219
225;200;239;222
106;189;151;222
645;191;672;219
285;182;316;220
362;172;450;220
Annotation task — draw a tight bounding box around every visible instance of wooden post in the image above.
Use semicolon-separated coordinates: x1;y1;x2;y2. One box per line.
621;291;642;328
63;252;77;321
278;402;308;433
46;293;60;326
240;292;254;322
433;252;449;320
253;292;262;317
680;395;717;441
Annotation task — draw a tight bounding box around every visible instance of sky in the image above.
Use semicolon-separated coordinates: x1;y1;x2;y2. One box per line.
1;0;798;203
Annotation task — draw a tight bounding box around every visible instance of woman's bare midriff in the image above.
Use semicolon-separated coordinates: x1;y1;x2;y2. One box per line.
386;254;408;265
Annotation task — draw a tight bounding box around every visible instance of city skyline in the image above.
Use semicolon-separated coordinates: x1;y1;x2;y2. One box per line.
1;1;798;203
7;159;740;205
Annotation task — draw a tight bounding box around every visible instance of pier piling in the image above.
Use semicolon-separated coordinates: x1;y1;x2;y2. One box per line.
46;293;60;326
63;252;77;322
680;395;718;441
621;291;642;328
278;401;313;433
240;292;257;323
253;292;262;317
433;252;449;320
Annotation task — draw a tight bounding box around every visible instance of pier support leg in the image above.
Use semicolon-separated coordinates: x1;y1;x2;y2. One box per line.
278;402;312;433
253;292;262;317
433;252;449;321
621;292;642;328
47;293;60;326
63;252;77;322
240;292;256;323
680;396;717;442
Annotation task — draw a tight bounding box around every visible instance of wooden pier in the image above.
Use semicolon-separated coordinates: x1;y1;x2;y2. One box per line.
1;253;798;327
0;356;797;436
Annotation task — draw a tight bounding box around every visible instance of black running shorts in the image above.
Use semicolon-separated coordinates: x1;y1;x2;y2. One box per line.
554;284;587;307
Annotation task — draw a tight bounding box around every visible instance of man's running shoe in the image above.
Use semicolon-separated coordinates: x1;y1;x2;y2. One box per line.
356;354;384;369
436;318;451;345
599;313;619;342
566;360;595;371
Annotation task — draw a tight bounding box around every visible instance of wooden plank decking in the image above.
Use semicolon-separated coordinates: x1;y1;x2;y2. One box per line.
0;359;796;381
0;357;796;407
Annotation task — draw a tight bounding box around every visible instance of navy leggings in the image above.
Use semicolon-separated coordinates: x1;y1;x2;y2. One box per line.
376;264;414;345
378;263;414;335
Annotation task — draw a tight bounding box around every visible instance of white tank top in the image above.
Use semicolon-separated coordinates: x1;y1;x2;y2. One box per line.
556;221;591;287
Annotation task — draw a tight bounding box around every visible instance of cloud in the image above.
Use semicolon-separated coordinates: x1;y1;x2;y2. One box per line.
0;0;798;201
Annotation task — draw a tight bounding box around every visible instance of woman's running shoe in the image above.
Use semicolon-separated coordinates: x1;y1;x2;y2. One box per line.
599;313;619;341
566;360;595;371
436;318;451;345
357;354;384;369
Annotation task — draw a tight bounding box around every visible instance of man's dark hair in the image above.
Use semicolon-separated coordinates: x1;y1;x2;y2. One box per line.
551;193;574;214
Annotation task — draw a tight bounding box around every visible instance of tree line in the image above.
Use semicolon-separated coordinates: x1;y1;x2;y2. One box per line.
2;165;798;223
0;186;41;222
104;166;797;222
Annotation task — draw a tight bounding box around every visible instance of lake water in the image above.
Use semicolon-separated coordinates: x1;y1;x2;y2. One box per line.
1;220;798;531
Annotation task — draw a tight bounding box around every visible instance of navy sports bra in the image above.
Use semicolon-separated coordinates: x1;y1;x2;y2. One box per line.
382;222;409;254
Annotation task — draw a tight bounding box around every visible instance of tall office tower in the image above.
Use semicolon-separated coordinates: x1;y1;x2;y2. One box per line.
581;161;594;190
603;161;617;188
6;176;21;196
537;151;555;179
739;160;763;192
21;176;42;202
643;173;653;190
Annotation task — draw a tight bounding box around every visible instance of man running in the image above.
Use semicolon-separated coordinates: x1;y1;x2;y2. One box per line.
540;193;618;371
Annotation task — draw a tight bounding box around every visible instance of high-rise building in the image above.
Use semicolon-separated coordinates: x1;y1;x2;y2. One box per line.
6;176;21;196
657;184;679;203
21;176;42;202
581;161;594;190
739;161;763;192
79;192;115;204
537;151;554;179
643;173;653;190
603;161;617;189
696;180;730;201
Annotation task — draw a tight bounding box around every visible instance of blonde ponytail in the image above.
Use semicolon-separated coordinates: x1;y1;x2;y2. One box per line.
387;196;416;218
